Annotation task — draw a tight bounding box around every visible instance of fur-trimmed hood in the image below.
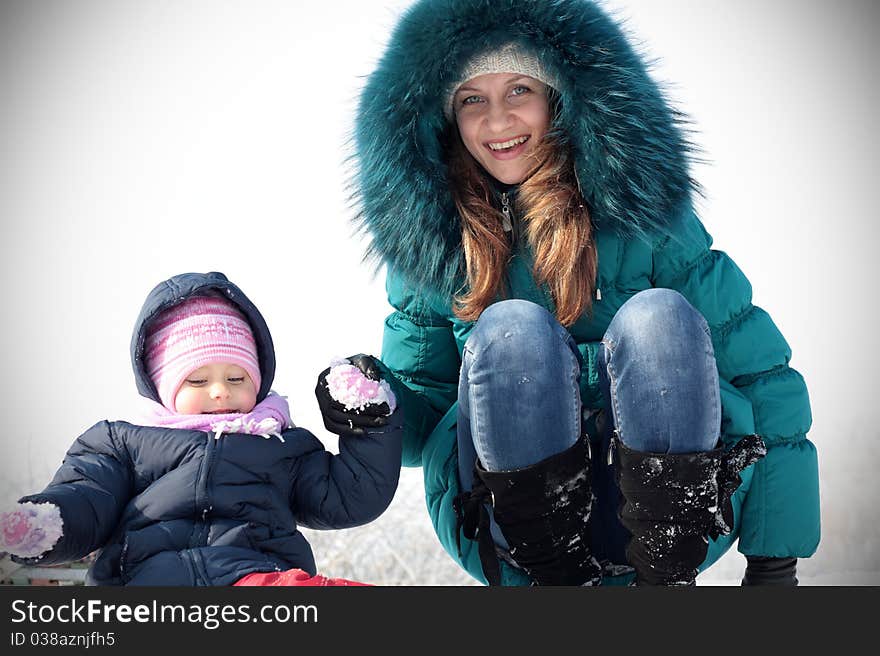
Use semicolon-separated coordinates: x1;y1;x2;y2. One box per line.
354;0;696;299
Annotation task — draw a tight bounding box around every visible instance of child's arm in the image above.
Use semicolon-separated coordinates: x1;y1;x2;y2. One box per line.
5;421;134;565
290;357;403;529
289;415;403;530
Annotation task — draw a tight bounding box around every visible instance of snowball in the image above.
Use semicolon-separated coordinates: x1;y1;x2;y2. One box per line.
326;361;397;413
0;501;64;559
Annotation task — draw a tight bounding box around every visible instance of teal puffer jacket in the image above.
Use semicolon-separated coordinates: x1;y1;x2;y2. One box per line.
354;0;819;585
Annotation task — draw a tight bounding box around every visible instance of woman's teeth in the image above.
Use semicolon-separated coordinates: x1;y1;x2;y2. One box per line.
488;135;529;151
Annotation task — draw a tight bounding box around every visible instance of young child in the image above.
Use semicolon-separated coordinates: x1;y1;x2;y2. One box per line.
0;271;401;586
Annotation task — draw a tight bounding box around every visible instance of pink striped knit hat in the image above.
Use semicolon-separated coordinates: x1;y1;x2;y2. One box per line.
144;295;261;412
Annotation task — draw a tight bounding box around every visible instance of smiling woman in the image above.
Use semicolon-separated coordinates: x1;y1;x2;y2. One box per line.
341;0;821;587
446;65;594;327
453;73;551;185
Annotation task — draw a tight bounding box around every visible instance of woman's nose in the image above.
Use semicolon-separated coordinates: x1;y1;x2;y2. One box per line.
486;103;513;132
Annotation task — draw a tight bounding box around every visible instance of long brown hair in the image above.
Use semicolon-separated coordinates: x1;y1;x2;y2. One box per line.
447;125;598;327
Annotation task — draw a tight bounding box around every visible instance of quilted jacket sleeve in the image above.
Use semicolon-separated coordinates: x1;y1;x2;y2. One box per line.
380;267;461;467
289;419;403;530
16;421;134;565
651;205;820;558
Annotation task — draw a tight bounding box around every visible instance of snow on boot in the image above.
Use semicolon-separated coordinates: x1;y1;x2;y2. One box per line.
614;434;766;586
454;435;602;586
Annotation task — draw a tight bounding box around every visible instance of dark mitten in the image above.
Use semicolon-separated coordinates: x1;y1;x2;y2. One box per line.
741;556;798;586
455;435;602;586
315;354;393;437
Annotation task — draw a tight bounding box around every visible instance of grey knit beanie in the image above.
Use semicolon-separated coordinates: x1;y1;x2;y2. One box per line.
444;43;558;120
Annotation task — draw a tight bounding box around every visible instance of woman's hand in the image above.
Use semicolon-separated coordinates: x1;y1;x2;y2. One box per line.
0;501;63;559
315;354;397;437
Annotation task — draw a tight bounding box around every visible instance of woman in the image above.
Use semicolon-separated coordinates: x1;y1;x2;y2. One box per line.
325;0;819;586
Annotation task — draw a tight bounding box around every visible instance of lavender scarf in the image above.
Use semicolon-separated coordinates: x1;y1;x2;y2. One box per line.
138;391;294;441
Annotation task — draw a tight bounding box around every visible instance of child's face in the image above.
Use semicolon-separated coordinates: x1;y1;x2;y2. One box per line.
174;362;258;415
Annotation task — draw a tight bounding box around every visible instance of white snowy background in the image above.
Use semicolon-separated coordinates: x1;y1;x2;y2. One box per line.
0;0;877;585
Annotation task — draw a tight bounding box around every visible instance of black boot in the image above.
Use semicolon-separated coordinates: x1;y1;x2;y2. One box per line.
614;434;766;586
741;556;799;586
454;435;602;586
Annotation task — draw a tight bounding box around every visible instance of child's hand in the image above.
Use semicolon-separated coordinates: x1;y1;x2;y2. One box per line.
0;502;63;559
315;354;397;437
326;355;397;413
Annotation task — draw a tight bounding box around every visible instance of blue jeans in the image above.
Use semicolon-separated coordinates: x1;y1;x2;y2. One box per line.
456;289;721;554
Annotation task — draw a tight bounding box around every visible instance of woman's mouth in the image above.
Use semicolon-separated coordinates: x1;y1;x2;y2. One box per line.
485;135;530;160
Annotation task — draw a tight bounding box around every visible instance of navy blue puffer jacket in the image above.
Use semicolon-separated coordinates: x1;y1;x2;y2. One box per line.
17;272;402;585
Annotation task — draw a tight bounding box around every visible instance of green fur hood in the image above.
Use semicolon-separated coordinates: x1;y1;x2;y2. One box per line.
354;0;696;299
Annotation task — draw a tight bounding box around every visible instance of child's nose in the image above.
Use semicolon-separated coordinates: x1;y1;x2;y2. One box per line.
209;382;230;399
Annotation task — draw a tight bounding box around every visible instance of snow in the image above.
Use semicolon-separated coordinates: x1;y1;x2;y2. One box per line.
326;361;397;413
0;501;64;560
300;469;481;586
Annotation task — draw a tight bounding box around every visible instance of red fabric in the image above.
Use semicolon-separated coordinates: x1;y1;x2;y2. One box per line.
234;568;372;586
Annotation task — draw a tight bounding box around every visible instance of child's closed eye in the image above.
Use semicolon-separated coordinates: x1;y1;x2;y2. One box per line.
227;377;244;384
186;379;207;386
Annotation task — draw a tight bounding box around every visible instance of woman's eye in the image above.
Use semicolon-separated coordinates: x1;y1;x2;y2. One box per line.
510;85;530;97
461;95;482;106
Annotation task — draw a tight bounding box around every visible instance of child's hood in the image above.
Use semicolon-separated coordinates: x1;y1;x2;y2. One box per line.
130;271;276;404
353;0;697;299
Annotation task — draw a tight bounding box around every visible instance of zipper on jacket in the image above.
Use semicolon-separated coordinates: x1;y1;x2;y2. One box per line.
191;546;213;586
190;433;219;549
180;549;200;585
119;538;130;584
501;192;513;232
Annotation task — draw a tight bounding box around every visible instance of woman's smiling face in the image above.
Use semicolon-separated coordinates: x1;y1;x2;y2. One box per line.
453;73;551;184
